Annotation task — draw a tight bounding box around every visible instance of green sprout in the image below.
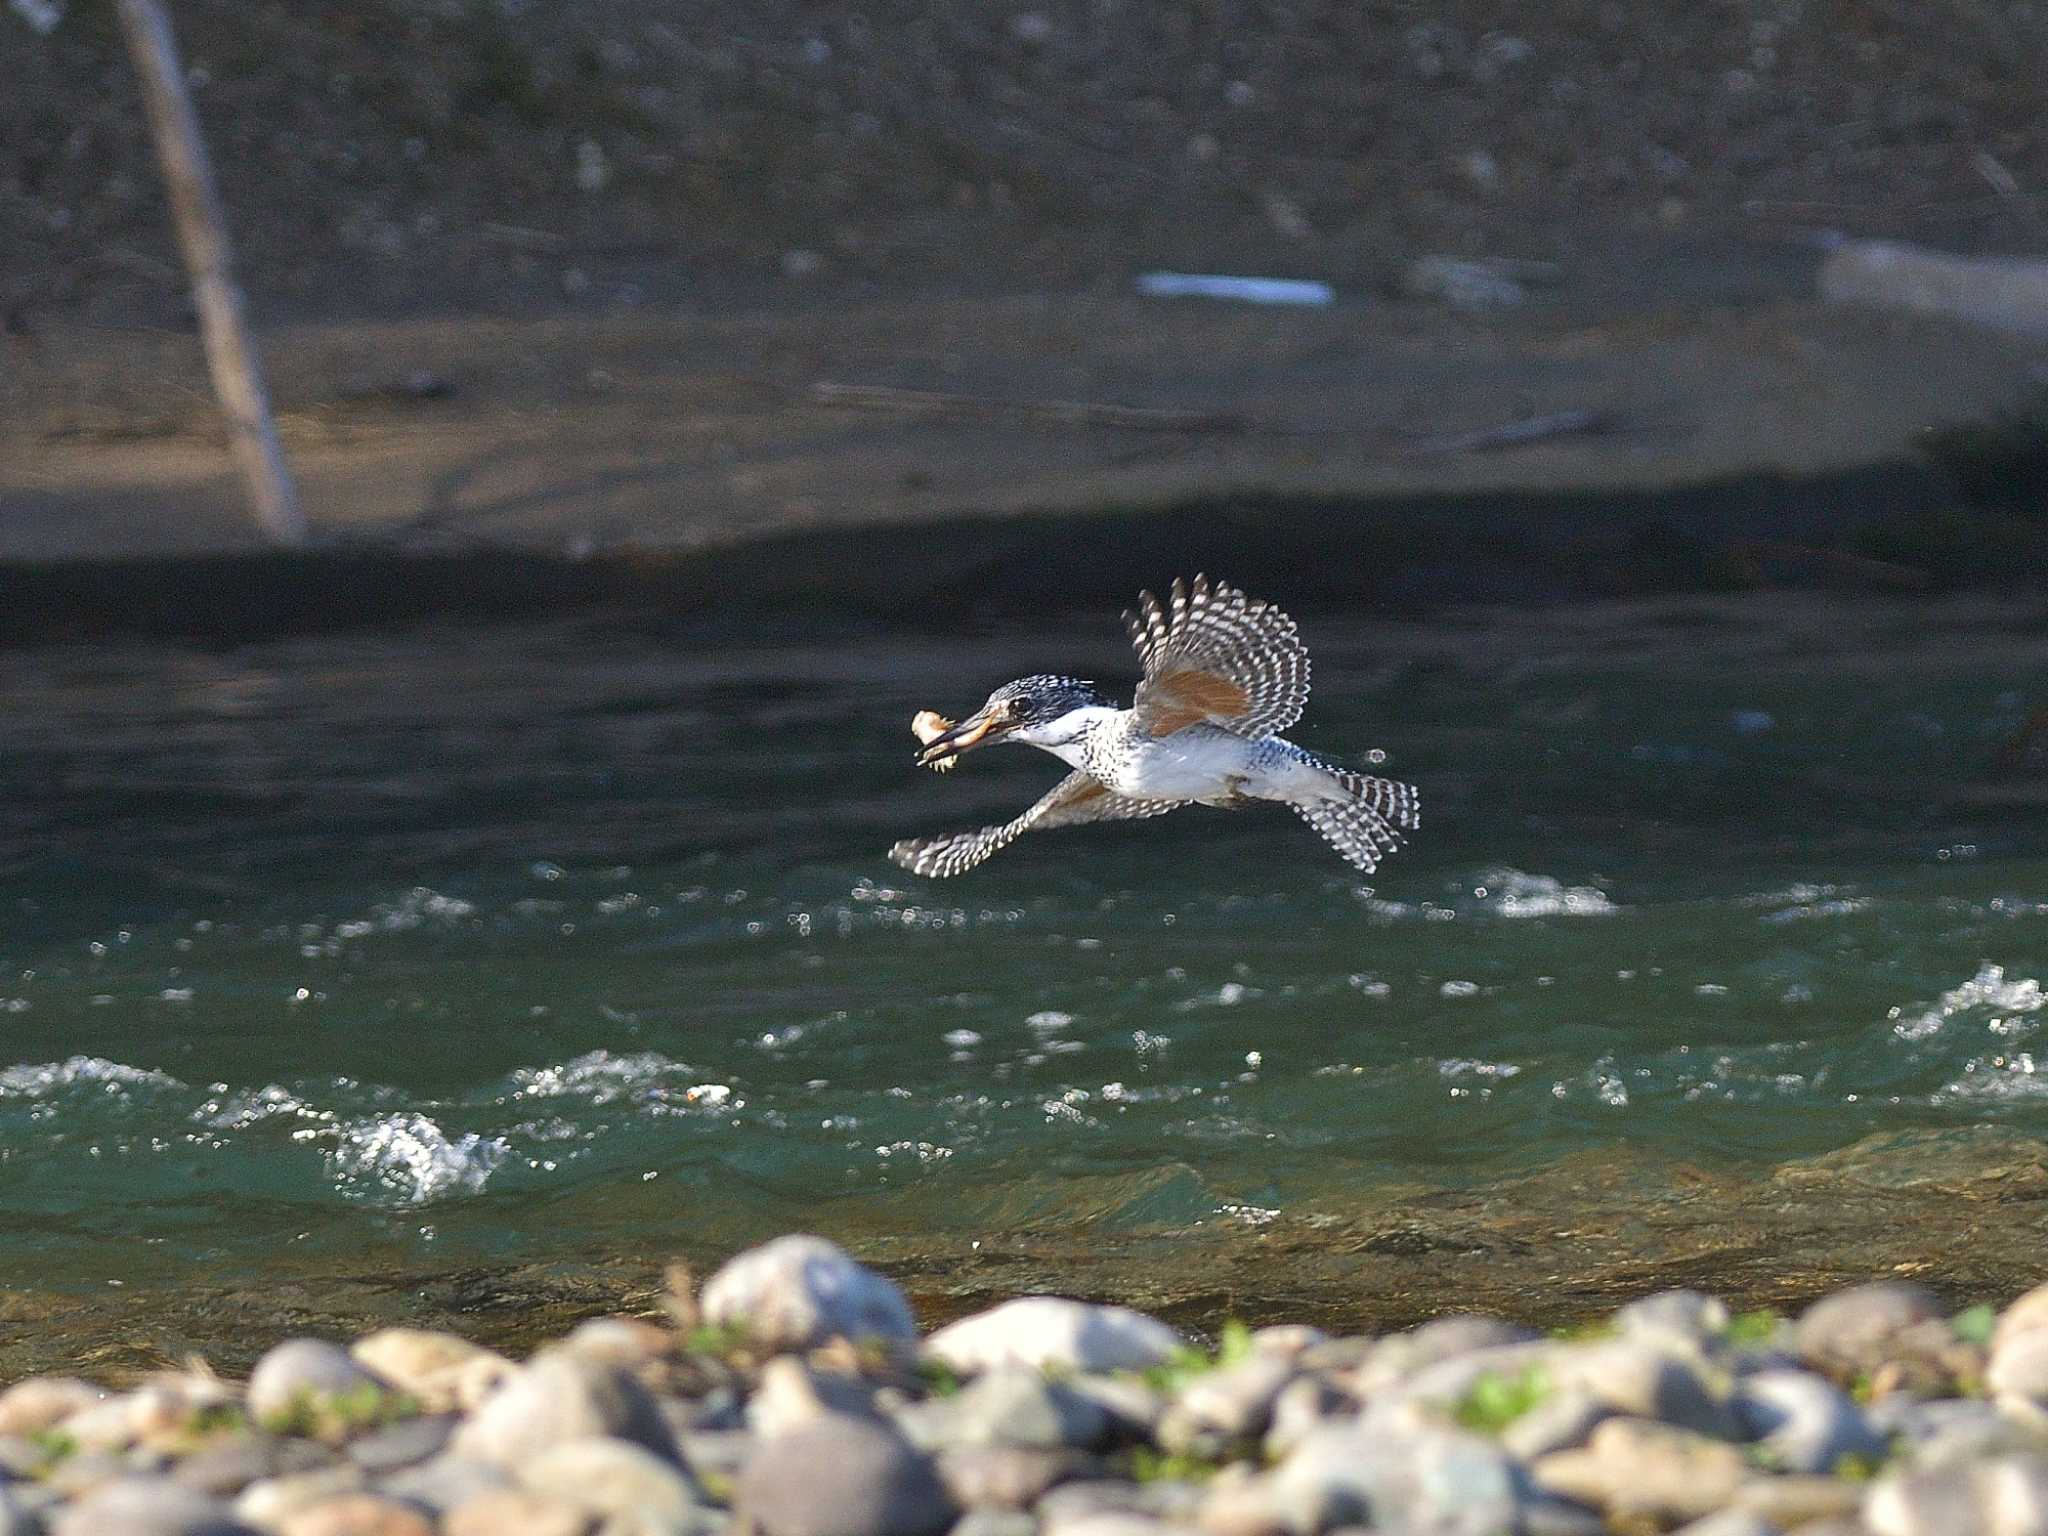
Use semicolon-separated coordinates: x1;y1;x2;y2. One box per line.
1140;1318;1256;1394
1722;1310;1786;1349
1951;1303;1998;1347
260;1384;419;1440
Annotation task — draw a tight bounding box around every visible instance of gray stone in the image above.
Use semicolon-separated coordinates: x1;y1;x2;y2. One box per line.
1616;1291;1732;1350
1982;1454;2048;1536
0;1488;37;1536
1733;1370;1886;1474
519;1435;708;1523
52;1477;258;1536
1795;1283;1943;1377
373;1455;512;1516
677;1428;756;1484
936;1446;1088;1510
1376;1341;1554;1423
1158;1354;1294;1456
700;1236;915;1353
344;1413;454;1473
444;1489;593;1536
947;1513;1036;1536
1866;1394;2006;1452
924;1299;1179;1376
1865;1462;1979;1536
1040;1518;1165;1536
171;1432;337;1495
1039;1480;1199;1524
750;1358;881;1438
246;1341;388;1424
1056;1377;1161;1440
1500;1387;1610;1461
1532;1418;1747;1527
1353;1316;1540;1396
738;1414;955;1536
1262;1419;1525;1534
943;1369;1110;1452
450;1349;675;1466
1554;1340;1743;1440
0;1378;103;1436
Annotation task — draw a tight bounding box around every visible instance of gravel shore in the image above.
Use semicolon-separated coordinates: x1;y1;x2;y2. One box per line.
6;1234;2047;1535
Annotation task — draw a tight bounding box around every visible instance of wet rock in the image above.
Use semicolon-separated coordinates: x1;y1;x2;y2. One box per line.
737;1414;955;1536
0;1377;103;1436
275;1494;436;1536
344;1414;454;1473
1354;1316;1539;1396
444;1488;594;1536
517;1436;707;1524
372;1455;510;1516
935;1446;1088;1510
450;1349;675;1466
1734;1370;1886;1473
1533;1418;1747;1526
350;1331;513;1415
941;1368;1109;1451
1794;1283;1943;1378
924;1298;1179;1376
51;1477;257;1536
247;1341;388;1423
1617;1290;1732;1350
1554;1340;1743;1439
172;1433;337;1496
701;1236;915;1354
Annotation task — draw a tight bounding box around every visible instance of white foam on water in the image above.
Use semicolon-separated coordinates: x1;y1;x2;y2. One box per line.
1471;869;1618;918
500;1050;737;1119
0;1057;183;1099
1892;963;2046;1042
325;1113;508;1204
195;1084;325;1130
330;886;479;941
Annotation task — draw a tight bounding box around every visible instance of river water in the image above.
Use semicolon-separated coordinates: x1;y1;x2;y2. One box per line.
2;590;2045;1373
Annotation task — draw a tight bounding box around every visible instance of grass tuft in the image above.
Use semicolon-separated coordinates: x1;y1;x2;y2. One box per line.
1452;1365;1551;1434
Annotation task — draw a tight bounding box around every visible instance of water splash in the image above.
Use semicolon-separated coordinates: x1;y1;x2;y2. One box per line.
324;1113;508;1205
1471;869;1618;918
0;1057;183;1099
1893;963;2046;1043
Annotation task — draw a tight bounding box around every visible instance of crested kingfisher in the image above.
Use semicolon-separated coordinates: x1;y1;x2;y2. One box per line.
890;576;1419;878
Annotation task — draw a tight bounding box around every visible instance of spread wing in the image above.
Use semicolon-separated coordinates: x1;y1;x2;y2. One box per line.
889;771;1185;878
1125;575;1310;740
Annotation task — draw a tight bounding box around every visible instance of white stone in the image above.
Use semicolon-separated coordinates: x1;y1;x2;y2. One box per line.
923;1297;1180;1375
700;1236;915;1352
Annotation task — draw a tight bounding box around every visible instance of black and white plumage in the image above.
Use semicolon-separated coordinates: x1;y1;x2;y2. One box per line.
889;576;1419;878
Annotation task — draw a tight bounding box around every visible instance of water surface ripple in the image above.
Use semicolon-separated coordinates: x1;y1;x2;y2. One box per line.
1;592;2044;1368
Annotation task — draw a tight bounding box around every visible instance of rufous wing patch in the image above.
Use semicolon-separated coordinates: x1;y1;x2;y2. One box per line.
1145;668;1252;735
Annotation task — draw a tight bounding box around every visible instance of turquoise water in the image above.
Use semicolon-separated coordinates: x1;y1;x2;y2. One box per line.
2;592;2045;1365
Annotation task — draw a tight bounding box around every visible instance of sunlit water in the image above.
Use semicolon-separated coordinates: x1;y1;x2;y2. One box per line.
1;592;2045;1369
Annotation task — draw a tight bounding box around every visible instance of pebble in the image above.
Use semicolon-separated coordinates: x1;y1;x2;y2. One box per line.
1793;1281;1943;1377
700;1235;917;1353
276;1493;436;1536
444;1488;594;1536
25;1239;2048;1536
0;1377;103;1435
518;1435;707;1523
51;1477;257;1536
172;1433;337;1496
1534;1418;1748;1526
924;1298;1181;1375
1733;1369;1886;1473
451;1349;676;1465
738;1414;955;1536
246;1341;389;1423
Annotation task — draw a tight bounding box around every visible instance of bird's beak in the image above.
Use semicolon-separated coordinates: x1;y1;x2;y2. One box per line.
916;706;1010;766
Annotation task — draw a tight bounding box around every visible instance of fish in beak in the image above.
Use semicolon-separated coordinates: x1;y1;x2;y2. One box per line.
911;705;1011;770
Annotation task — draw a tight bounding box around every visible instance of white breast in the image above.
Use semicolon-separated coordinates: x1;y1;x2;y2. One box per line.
1101;725;1260;799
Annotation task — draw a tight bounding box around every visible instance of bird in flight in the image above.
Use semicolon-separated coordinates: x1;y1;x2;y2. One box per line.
889;576;1418;877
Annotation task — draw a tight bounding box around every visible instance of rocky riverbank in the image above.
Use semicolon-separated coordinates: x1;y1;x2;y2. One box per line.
5;1236;2048;1535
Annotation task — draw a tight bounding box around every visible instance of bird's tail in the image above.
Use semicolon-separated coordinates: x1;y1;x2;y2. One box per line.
1294;761;1420;874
